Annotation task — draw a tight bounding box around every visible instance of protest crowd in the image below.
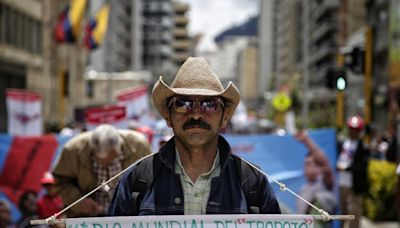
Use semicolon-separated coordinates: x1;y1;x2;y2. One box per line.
0;58;399;228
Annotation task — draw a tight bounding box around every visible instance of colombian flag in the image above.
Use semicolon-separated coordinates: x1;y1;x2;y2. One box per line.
84;4;110;49
54;0;87;43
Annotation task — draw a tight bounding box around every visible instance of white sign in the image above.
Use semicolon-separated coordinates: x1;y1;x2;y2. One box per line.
6;89;42;136
66;214;314;228
116;85;153;127
85;105;127;130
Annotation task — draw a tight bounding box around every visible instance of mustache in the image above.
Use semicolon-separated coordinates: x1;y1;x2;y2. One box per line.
183;118;211;130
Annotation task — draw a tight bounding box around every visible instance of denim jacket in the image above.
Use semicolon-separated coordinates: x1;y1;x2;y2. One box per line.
108;135;281;215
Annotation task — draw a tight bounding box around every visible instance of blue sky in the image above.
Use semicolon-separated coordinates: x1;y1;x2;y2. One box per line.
180;0;259;52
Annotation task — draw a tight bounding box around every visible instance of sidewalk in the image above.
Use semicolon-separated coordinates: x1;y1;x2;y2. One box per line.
360;216;399;228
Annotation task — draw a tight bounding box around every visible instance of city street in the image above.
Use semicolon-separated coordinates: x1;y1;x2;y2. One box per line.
0;0;400;227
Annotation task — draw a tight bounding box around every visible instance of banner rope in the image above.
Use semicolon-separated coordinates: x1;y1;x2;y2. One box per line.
41;153;155;225
241;159;332;221
32;153;353;225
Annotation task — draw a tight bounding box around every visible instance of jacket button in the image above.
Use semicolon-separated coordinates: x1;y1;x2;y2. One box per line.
174;197;181;205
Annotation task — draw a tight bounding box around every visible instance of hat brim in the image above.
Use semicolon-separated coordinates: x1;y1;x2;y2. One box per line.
152;78;240;120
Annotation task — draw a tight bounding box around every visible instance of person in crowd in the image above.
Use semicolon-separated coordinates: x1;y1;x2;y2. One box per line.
369;132;389;160
59;120;86;137
16;191;39;228
52;124;152;217
0;199;12;228
295;130;336;228
108;57;280;215
381;129;398;162
336;115;369;228
36;172;64;219
59;120;75;137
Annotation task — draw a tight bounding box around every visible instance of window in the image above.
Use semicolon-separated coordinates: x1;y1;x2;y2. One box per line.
61;70;70;97
86;80;94;98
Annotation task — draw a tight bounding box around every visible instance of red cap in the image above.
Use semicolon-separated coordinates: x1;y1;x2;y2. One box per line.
347;115;364;131
40;172;55;185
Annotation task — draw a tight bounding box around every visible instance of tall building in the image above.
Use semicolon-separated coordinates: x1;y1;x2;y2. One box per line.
258;0;278;93
0;0;62;132
89;0;143;72
275;0;302;87
238;42;258;107
212;37;251;86
366;0;390;130
210;16;257;90
172;1;191;70
89;0;175;81
371;0;390;130
309;0;340;88
142;0;174;78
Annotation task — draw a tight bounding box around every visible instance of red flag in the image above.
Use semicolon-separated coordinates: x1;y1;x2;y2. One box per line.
0;136;58;204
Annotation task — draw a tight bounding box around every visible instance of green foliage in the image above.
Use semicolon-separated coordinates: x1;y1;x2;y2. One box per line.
307;103;336;128
364;159;398;221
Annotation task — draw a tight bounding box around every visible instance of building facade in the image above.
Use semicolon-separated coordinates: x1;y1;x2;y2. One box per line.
258;0;277;93
142;0;174;78
275;0;302;87
0;0;61;132
0;0;173;132
172;1;191;69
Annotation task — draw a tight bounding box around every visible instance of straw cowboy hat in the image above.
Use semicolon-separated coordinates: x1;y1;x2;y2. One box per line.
152;57;240;120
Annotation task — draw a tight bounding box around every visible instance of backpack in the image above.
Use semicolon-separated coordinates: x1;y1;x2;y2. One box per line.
130;153;261;214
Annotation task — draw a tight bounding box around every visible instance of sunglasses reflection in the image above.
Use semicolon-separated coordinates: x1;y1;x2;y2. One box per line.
168;97;225;113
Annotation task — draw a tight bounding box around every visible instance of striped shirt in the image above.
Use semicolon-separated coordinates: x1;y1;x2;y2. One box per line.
175;149;221;214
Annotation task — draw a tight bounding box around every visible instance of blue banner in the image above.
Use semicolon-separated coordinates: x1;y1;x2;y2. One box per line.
224;128;337;212
1;128;337;222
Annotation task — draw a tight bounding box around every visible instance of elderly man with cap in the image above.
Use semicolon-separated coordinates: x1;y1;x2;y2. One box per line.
336;115;369;228
108;57;280;216
52;124;152;218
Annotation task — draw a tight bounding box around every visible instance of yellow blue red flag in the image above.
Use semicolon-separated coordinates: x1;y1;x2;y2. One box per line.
54;0;87;43
84;4;110;49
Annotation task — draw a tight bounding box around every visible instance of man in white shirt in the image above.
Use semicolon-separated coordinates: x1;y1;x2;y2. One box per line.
336;116;369;228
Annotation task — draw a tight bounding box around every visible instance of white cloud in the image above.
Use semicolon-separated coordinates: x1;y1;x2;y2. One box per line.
180;0;259;52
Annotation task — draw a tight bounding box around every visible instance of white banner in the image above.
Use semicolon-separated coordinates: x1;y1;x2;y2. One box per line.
115;85;153;127
84;105;128;130
66;214;314;228
6;89;42;136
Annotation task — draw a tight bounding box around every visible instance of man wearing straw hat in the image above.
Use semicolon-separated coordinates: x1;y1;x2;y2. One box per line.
108;57;280;215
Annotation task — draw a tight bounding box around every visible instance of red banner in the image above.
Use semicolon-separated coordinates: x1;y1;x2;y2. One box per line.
0;136;58;204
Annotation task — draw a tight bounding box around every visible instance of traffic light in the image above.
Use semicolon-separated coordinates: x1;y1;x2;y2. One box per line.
344;46;364;74
325;67;336;89
335;69;346;91
325;67;347;90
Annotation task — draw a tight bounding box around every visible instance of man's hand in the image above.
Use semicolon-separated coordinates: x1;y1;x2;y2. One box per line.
294;130;309;144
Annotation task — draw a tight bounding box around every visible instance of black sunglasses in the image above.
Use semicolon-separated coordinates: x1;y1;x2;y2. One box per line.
168;96;225;114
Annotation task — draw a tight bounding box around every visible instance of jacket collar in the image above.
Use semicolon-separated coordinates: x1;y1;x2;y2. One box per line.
158;135;232;171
